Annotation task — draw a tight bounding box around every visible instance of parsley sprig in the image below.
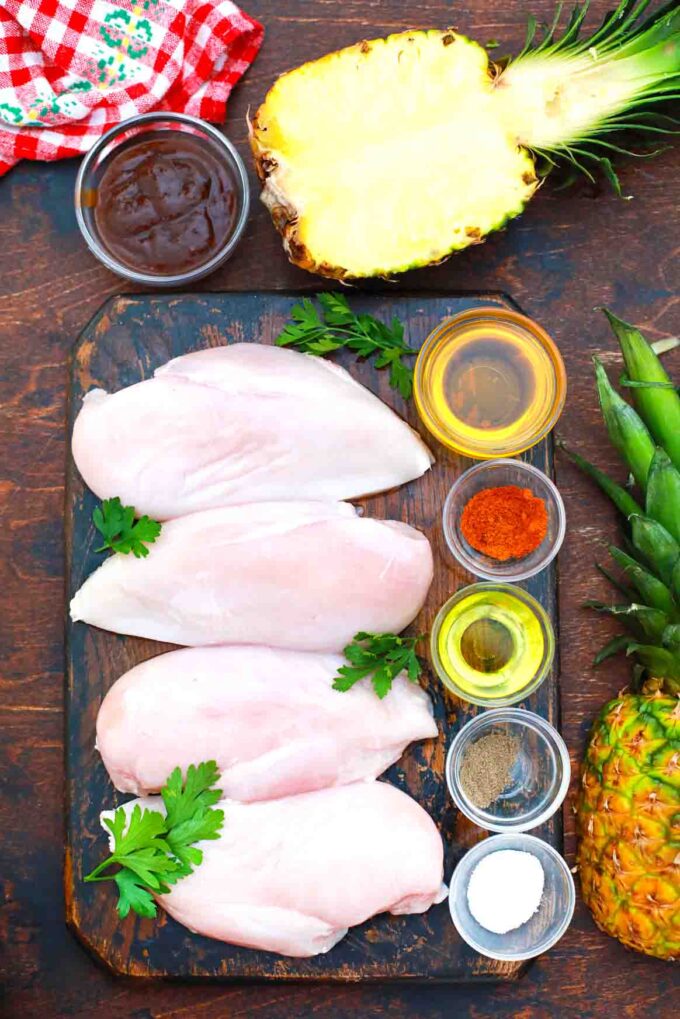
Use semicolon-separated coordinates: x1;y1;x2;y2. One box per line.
276;293;417;398
93;497;162;558
333;632;424;699
84;761;224;919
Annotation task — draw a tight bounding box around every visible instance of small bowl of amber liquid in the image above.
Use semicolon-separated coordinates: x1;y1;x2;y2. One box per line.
413;308;566;458
75;112;250;286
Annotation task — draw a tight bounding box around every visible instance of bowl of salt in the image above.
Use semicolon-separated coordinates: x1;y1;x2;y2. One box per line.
448;832;575;961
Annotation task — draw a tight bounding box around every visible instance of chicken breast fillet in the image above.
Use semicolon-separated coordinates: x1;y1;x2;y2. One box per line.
70;501;433;649
104;782;446;957
72;344;433;519
96;645;438;799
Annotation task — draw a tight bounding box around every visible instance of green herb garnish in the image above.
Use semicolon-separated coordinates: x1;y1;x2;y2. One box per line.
276;293;417;398
84;761;224;919
93;497;162;558
333;631;424;699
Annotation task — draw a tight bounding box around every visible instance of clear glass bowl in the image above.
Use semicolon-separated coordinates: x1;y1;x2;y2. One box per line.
449;833;575;961
443;459;566;582
430;582;555;707
413;307;566;458
74;112;250;286
446;708;571;832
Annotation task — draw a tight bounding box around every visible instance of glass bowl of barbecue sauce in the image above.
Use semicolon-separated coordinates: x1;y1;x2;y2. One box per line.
75;113;249;286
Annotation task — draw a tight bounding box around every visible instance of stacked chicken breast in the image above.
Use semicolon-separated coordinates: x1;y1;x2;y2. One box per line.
71;343;445;957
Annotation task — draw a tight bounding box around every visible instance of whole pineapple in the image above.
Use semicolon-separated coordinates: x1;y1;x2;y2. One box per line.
251;2;680;279
569;312;680;961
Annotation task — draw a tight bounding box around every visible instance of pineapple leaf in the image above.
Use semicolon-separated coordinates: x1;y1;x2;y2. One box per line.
630;514;680;586
509;1;680;188
584;600;670;641
604;309;680;468
593;633;636;665
596;561;637;600
594;357;656;491
662;623;680;651
626;643;680;682
609;546;677;615
599;157;624;196
646;448;680;542
557;440;643;517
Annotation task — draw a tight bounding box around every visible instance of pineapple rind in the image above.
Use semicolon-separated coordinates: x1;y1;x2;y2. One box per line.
577;692;680;961
250;30;538;280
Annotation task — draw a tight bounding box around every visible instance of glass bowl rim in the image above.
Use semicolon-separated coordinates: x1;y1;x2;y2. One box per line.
413;305;567;458
429;581;556;707
74;111;250;286
448;831;576;961
442;458;567;582
445;707;571;833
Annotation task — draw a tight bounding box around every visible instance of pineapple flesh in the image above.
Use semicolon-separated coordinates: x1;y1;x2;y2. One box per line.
251;4;680;279
251;31;538;278
577;689;679;961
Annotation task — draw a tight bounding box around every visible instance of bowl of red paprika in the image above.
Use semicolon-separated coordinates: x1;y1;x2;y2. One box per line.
443;459;566;582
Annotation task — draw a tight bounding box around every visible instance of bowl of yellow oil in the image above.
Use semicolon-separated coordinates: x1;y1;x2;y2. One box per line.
413;308;566;458
430;583;555;706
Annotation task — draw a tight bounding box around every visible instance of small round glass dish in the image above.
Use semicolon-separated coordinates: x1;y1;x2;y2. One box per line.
430;582;555;707
75;112;250;287
448;833;575;961
413;307;566;459
443;459;566;582
446;709;571;832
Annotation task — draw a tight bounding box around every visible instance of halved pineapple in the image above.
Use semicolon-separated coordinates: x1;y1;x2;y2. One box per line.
250;4;680;279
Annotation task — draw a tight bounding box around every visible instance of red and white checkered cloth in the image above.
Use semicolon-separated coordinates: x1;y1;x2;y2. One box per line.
0;0;263;176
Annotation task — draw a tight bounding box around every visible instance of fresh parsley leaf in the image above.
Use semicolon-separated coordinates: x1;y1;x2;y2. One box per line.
93;497;162;558
84;761;225;921
332;632;424;699
276;293;417;398
114;868;159;920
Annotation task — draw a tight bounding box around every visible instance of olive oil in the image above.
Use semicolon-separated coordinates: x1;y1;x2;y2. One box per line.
431;583;555;705
414;308;566;458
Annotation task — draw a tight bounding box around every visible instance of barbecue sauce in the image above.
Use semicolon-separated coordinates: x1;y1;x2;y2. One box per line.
94;133;238;276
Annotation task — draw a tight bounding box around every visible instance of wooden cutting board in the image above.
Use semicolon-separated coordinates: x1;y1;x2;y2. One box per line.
65;291;562;982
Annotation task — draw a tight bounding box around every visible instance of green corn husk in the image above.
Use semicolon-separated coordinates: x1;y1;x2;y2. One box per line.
603;310;680;471
558;441;642;517
645;447;680;543
594;357;656;491
608;546;676;615
630;514;680;586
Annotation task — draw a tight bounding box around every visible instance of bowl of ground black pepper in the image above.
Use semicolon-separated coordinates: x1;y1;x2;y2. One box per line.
443;459;566;582
446;709;571;833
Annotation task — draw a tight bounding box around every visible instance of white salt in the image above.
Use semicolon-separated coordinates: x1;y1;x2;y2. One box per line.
467;849;544;934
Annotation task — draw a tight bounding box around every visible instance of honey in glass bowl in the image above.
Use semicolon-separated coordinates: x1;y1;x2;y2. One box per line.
413;308;566;458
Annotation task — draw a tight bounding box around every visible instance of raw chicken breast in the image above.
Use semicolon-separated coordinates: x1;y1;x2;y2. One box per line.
96;645;438;799
104;782;446;956
70;501;433;649
72;344;433;519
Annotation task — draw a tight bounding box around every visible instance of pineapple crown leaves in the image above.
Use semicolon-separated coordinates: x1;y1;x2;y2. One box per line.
563;309;680;689
508;0;680;190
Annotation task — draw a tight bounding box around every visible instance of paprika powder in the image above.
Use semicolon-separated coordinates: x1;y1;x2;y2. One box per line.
460;485;548;561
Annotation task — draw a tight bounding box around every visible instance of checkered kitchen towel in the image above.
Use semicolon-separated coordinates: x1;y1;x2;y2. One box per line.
0;0;263;175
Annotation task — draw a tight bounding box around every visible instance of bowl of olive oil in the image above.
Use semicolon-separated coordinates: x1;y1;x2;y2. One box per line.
430;583;555;706
413;308;566;458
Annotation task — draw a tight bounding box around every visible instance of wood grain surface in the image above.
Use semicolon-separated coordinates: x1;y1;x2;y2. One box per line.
65;291;559;981
0;0;678;1015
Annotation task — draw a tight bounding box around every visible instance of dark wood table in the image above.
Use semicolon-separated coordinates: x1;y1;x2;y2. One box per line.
1;2;678;1016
